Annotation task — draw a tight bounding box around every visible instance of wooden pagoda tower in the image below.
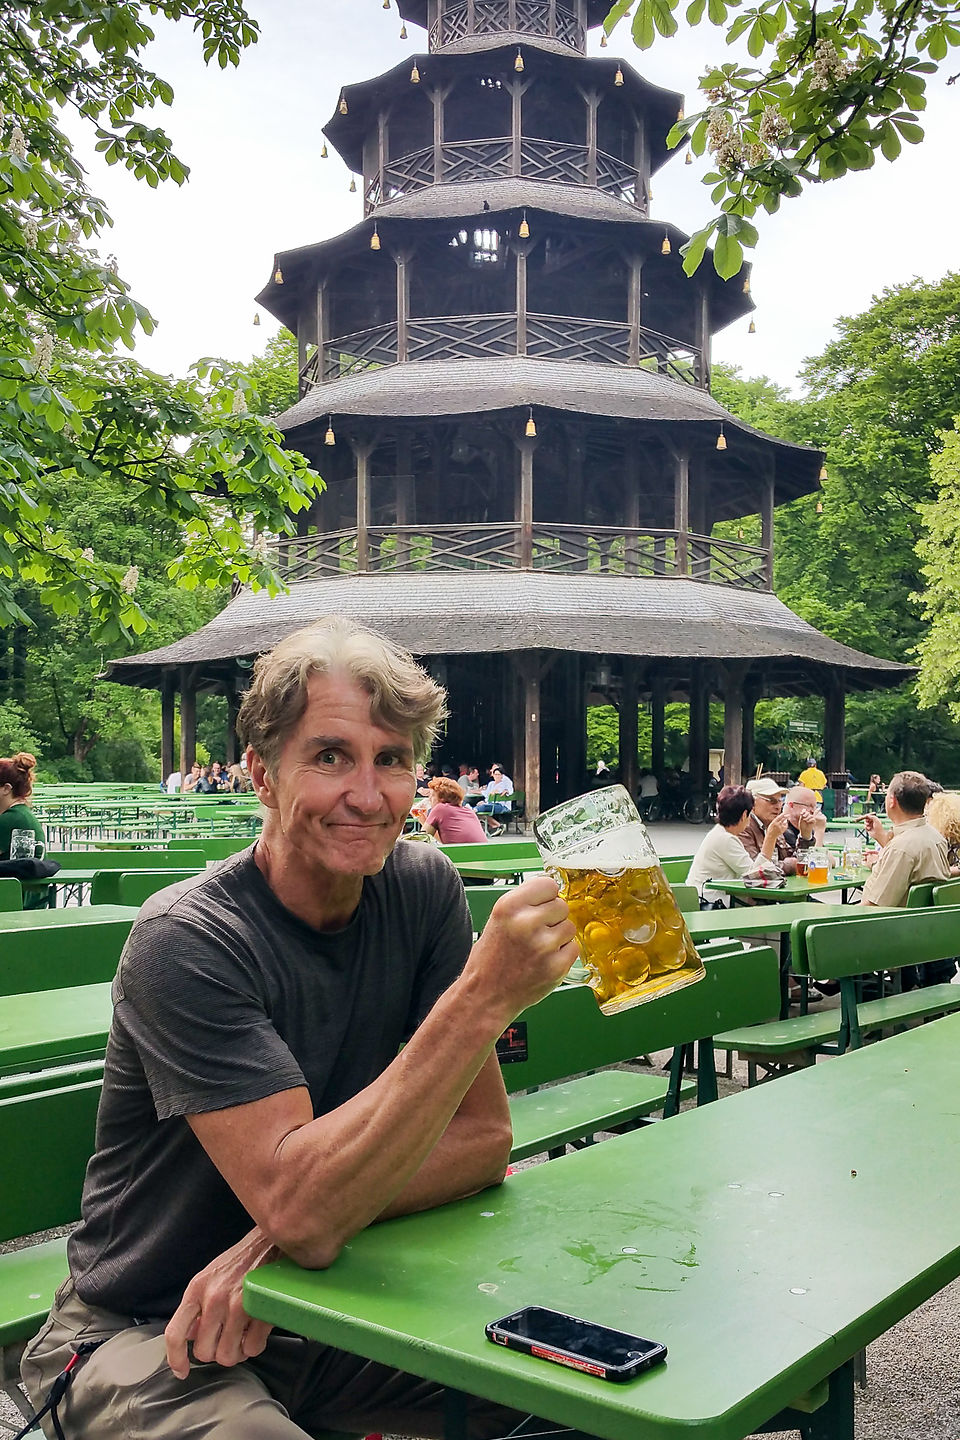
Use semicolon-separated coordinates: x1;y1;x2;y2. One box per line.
109;0;910;811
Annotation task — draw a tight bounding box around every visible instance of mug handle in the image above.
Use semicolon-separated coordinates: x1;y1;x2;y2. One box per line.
34;840;45;860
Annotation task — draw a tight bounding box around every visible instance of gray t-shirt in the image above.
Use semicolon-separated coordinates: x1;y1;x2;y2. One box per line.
68;840;472;1318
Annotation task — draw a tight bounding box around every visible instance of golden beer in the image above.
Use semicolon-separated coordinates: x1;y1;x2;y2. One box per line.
551;852;704;1013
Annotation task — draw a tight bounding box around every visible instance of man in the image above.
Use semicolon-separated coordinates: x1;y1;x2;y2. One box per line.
797;758;828;802
22;618;577;1439
182;760;203;793
782;785;828;853
737;777;793;866
860;770;950;909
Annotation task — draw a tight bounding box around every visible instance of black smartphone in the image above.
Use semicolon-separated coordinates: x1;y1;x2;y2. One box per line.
485;1306;667;1382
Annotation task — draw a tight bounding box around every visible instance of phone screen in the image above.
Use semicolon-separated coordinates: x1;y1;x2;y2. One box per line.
486;1306;666;1379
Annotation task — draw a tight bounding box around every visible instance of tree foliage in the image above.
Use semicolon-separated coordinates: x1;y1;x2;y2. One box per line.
0;1;321;640
914;427;960;718
604;0;956;275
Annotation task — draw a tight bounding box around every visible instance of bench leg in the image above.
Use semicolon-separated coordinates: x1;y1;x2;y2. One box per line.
755;1360;854;1440
663;1046;685;1118
696;1040;718;1106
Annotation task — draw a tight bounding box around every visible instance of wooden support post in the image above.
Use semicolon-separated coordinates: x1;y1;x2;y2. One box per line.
396;432;413;569
161;671;175;782
516;246;528;357
585;91;599;186
226;688;240;767
624;451;640;575
396;253;410;364
688;663;709;802
674;450;690;577
179;667;196;778
431;87;443;183
628;255;643;366
742;683;758;779
651;675;666;777
761;470;775;589
353;440;373;573
620;660;640;799
517;435;536;570
315;283;327;383
562;653;585;800
825;675;846;775
511;79;522;175
512;651;551;823
721;663;747;789
696;285;711;389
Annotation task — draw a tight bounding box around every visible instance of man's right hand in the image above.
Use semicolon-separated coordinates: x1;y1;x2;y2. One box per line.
466;875;579;1016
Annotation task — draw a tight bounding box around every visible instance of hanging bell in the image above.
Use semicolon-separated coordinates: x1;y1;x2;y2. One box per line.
685;150;693;165
274;265;284;284
661;234;671;255
716;429;727;452
410;60;421;82
370;226;381;251
525;409;537;438
743;277;751;294
515;48;524;71
819;463;828;481
519;212;530;239
400;20;408;38
325;418;336;447
737;526;744;540
383;0;390;7
349;176;357;192
614;66;624;86
600;32;608;46
339;96;348;115
321;142;329;159
253;312;261;327
748;319;756;334
677;107;685;121
816;499;824;514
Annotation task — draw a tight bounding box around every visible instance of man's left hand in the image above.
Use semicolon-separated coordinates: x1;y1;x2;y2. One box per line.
164;1226;278;1379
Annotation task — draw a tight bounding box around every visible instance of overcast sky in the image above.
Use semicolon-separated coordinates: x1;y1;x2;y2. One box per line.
76;0;958;394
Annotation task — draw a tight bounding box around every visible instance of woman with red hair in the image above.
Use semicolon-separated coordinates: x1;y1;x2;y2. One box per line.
421;776;488;844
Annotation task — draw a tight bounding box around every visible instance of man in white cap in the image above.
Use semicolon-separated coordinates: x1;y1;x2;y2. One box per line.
738;777;793;867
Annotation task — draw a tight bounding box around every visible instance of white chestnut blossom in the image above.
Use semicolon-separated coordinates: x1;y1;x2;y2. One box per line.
120;566;139;595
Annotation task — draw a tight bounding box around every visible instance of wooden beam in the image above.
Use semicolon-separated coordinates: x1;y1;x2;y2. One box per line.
179;666;197;777
674;450;690;576
226;688;240;767
650;673;666;776
720;662;748;789
517;434;536;569
161;670;175;782
353;440;374;572
620;659;640;799
824;675;846;775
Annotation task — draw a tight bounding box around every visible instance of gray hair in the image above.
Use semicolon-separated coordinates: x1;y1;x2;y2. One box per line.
888;770;935;816
237;617;448;775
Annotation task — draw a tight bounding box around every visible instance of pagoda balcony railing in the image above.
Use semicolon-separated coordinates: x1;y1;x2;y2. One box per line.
310;312;703;386
367;138;642;212
430;1;586;52
271;525;770;590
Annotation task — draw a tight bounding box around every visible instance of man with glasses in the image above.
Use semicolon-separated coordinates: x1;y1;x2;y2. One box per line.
737;776;792;866
782;785;827;854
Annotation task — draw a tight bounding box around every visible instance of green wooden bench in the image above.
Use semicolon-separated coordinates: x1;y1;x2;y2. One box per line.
0;879;21;912
0;1080;101;1430
933;878;960;906
660;858;691;882
714;905;960;1083
465;882;700;938
0;916;133;995
501;946;780;1160
47;848;205;871
167;836;252;861
0;1059;104;1101
91;868;202;906
439;839;538;864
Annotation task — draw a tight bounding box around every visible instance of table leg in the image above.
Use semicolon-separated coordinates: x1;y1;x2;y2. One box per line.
756;1360;854;1440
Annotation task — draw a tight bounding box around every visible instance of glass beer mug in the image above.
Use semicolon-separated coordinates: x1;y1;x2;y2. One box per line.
534;785;705;1015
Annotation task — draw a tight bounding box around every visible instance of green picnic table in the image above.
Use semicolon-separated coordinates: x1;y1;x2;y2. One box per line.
245;1014;960;1440
708;869;871;904
0;905;137;934
454;856;548;881
0;981;112;1076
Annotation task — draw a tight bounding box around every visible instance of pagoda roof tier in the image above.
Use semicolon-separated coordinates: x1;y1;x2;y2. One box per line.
396;0;614;33
273;358;817;504
257;205;750;337
106;573;911;697
325;50;682;177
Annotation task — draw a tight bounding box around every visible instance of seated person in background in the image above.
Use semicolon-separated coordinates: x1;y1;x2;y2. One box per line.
866;773;886;809
181;761;202;793
797;758;828;801
687;786;783;906
637;768;659;816
461;766;485;805
737;777;794;867
782;785;827;852
421;777;488;845
860;770;950;908
477;764;514;835
208;761;225;792
196;765;216;794
926;790;960;876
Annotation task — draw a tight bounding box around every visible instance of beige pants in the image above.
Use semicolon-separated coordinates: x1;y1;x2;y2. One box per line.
22;1278;519;1440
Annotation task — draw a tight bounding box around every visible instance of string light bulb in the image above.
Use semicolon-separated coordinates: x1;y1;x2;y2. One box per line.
614;65;624;86
716;426;727;452
253;312;261;327
661;233;671;255
349;175;357;192
748;319;756;334
600;31;608;46
321;142;329;159
273;264;284;284
410;60;420;82
370;225;381;251
339;95;348;115
515;47;524;71
400;20;408;37
519;211;530;239
325;417;336;447
819;463;828;481
525;408;537;438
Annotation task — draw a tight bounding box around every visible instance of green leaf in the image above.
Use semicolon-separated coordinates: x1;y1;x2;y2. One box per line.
713;231;744;278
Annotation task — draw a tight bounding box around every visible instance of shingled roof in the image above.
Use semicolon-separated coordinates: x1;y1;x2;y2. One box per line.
107;573;911;694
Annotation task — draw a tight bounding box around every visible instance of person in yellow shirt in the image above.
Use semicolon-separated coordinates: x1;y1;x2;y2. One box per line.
797;758;827;801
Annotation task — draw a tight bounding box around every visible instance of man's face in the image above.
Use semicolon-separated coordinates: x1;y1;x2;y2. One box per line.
191;764;200;777
252;672;417;880
784;787;817;827
752;791;783;825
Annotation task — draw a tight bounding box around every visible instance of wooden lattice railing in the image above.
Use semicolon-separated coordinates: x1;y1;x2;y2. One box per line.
314;312;701;385
270;525;770;590
430;1;586;51
365;137;644;213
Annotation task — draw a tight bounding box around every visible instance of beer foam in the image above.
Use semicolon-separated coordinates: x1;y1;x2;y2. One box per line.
552;821;657;873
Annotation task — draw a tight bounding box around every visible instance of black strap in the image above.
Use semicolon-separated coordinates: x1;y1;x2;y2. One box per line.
11;1339;105;1440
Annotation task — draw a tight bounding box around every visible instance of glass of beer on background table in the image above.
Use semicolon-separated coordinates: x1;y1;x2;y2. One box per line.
534;785;705;1014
